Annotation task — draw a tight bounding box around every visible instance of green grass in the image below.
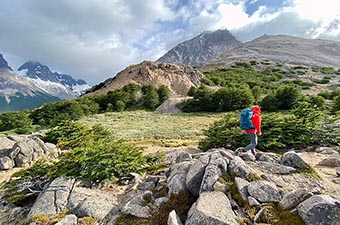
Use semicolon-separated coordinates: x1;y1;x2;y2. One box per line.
79;111;224;145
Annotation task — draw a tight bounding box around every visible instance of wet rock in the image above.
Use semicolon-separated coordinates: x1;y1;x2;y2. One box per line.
185;191;238;225
298;195;340;225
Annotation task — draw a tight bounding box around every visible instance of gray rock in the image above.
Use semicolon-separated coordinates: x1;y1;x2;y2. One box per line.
137;181;157;190
0;137;16;152
318;158;340;167
0;156;14;170
155;197;169;208
298;195;340;225
256;152;278;163
256;161;296;175
186;155;209;197
121;195;151;218
68;187;118;220
200;153;228;193
316;147;339;155
217;148;235;161
279;188;312;210
248;181;281;203
167;161;193;194
100;206;121;225
27;177;76;220
55;214;78;225
239;152;256;161
168;210;183;225
281;151;308;170
228;156;253;178
11;142;34;167
213;181;230;193
235;177;250;204
248;196;260;206
185;191;238;225
336;167;340;177
175;153;192;164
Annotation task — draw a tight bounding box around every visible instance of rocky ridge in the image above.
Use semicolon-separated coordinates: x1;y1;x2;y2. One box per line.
1;140;340;225
157;29;241;66
85;61;203;97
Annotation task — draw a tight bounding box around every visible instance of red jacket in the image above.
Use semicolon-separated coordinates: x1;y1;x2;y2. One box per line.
245;106;261;134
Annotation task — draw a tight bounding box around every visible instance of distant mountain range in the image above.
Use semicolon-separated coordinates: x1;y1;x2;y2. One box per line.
0;53;90;112
157;29;340;69
157;29;241;66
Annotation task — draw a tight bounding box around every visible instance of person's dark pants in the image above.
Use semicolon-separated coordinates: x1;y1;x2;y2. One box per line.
244;132;257;154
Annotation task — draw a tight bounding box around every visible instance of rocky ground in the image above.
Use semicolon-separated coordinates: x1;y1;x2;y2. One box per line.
1;135;340;225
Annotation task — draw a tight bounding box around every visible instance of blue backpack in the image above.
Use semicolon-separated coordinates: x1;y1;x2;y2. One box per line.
240;108;255;130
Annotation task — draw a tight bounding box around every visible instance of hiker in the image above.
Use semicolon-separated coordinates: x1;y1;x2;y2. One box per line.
243;105;261;155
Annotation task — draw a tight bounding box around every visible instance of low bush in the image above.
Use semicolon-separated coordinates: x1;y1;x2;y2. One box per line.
199;104;323;151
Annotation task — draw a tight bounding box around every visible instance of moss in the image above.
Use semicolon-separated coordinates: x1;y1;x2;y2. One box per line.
219;173;233;186
27;214;49;225
246;172;263;182
150;190;195;225
77;216;95;225
257;203;305;225
49;210;70;224
151;185;168;199
300;165;321;179
230;182;245;207
113;214;149;225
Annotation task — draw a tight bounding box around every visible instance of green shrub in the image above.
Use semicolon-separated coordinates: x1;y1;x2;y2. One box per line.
321;67;335;74
199;104;323;151
0;111;34;134
142;84;160;109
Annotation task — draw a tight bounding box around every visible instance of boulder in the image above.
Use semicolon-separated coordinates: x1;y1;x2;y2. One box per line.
185;155;209;197
185;191;238;225
100;206;121;225
168;210;183;225
256;152;278;163
256;161;296;175
228;156;253;178
239;152;256;161
55;214;78;225
315;147;339;155
247;181;281;203
121;194;151;218
234;177;250;204
27;177;76;220
281;151;308;170
298;195;340;225
167;161;193;194
317;157;340;167
68;187;118;220
200;153;228;193
0;156;14;170
279;188;312;210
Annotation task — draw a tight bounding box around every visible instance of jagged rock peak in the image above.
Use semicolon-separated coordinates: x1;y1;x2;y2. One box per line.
157;29;241;66
85;60;203;97
0;53;12;71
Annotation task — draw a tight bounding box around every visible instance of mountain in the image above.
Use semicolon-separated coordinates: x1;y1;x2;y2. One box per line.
157;29;241;66
0;68;60;113
18;61;90;96
0;54;12;71
0;54;91;112
84;61;203;97
209;34;340;68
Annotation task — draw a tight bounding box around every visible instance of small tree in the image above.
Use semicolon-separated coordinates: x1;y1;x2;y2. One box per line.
157;85;170;103
142;84;160;110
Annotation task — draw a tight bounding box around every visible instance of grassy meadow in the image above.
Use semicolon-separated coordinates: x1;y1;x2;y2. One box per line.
79;111;224;147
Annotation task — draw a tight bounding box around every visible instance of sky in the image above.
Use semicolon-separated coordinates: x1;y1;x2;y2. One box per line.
1;0;340;85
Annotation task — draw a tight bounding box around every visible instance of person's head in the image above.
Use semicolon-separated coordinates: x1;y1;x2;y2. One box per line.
253;105;261;114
